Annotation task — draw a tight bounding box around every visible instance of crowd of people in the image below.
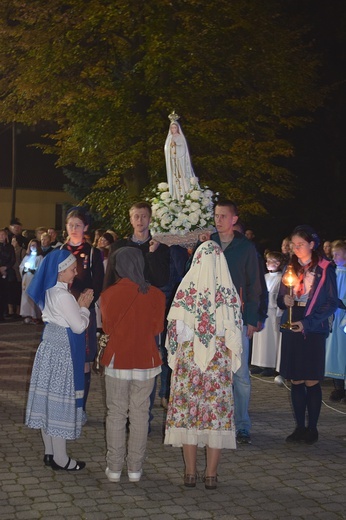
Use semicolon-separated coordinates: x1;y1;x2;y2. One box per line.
2;116;345;488
1;204;344;490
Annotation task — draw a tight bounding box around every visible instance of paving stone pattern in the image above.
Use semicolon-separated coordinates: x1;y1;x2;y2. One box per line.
0;321;345;519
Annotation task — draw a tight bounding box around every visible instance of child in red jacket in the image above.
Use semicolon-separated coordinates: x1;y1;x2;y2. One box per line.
101;247;166;483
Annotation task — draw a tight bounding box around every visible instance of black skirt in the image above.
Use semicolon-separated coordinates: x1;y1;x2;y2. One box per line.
279;306;326;381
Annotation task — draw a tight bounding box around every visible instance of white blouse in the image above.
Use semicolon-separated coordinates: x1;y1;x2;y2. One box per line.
42;281;90;334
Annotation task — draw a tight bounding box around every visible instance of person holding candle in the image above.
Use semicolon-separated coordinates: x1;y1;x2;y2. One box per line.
277;225;338;445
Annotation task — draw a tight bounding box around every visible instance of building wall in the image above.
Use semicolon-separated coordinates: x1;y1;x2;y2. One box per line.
0;188;77;230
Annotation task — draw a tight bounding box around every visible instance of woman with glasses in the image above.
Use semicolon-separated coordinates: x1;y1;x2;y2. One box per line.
277;225;338;445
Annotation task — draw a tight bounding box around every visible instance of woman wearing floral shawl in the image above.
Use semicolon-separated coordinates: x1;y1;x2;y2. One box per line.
164;240;243;490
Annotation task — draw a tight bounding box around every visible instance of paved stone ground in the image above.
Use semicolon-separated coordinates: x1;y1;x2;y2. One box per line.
0;320;345;520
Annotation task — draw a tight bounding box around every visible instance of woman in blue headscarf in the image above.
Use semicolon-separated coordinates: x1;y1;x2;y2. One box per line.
25;249;94;471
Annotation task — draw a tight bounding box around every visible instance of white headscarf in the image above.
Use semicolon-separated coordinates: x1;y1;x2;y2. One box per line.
166;240;243;372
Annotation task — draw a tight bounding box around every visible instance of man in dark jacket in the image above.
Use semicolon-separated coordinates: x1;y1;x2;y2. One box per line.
108;202;170;289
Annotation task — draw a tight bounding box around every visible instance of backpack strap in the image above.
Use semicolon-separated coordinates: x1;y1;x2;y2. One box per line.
305;258;330;316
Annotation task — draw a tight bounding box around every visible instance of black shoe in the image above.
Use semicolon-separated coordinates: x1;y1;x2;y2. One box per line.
250;366;263;374
260;368;277;377
43;454;54;466
329;389;345;402
236;429;251;444
51;457;86;471
285;426;307;443
305;428;318;445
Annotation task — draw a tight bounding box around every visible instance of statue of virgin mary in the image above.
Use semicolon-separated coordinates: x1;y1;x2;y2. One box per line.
164;111;199;200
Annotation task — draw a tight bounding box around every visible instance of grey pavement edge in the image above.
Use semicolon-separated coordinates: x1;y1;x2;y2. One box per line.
0;320;345;520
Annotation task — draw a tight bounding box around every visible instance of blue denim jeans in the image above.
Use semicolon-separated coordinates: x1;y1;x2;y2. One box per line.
233;326;251;433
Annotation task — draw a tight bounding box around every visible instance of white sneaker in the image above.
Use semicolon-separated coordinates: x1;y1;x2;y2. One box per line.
128;469;142;482
105;467;121;482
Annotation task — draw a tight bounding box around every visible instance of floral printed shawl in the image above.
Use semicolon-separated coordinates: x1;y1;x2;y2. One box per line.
166;240;243;372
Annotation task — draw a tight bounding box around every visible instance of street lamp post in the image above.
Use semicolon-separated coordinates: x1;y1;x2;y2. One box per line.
11;122;17;222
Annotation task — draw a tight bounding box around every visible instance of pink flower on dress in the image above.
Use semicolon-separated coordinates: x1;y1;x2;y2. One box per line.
215;291;224;303
192;375;200;385
176;290;184;300
190;406;197;416
201;312;209;323
197;322;207;334
185;295;194;306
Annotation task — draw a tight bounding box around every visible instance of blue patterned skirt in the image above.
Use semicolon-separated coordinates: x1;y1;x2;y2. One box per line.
26;323;84;439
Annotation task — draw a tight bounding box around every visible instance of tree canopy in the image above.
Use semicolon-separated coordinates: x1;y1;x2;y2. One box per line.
0;0;324;234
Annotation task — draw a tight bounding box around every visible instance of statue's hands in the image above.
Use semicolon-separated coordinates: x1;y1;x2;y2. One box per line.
149;239;160;253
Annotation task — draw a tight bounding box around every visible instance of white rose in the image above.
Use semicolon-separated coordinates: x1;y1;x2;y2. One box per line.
151;204;161;217
187;212;200;225
175;215;185;226
190;190;201;200
157;207;169;218
190;177;199;186
190;202;201;212
169;202;181;212
199;218;207;227
161;215;173;227
160;191;171;201
158;182;169;191
204;189;213;198
200;197;212;208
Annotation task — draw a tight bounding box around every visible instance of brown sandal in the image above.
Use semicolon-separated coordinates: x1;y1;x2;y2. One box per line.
184;473;196;487
203;474;218;490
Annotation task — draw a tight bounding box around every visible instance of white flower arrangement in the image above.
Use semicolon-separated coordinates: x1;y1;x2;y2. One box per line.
149;178;215;241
